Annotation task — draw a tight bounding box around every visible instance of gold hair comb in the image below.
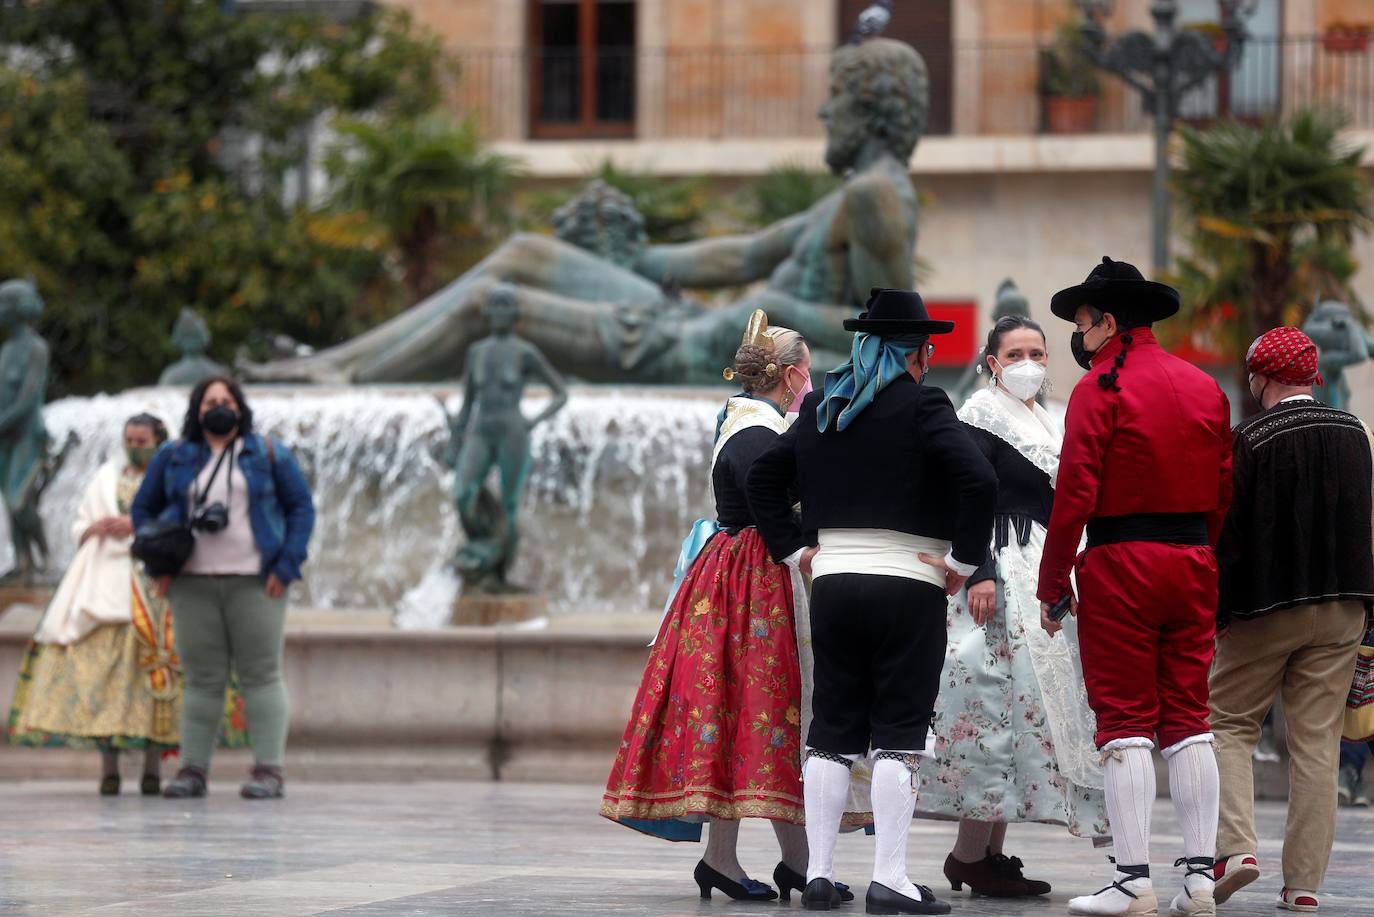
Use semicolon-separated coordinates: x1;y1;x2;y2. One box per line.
742;309;775;351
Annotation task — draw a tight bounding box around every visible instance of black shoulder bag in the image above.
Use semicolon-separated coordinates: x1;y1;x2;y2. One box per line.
132;443;233;576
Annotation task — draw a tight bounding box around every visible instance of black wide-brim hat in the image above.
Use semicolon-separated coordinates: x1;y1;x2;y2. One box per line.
1050;256;1180;323
843;288;955;335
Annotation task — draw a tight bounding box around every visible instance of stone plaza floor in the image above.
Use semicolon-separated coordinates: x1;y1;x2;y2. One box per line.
0;780;1368;915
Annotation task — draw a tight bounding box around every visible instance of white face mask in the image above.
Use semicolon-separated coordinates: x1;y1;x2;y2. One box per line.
995;358;1047;402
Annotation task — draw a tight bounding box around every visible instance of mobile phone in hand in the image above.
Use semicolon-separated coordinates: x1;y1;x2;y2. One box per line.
1047;593;1074;622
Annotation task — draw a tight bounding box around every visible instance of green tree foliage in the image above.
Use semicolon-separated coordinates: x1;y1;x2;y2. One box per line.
0;0;449;395
1167;108;1371;388
324;113;518;302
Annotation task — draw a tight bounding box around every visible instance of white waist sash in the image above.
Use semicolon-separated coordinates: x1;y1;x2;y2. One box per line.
811;528;951;589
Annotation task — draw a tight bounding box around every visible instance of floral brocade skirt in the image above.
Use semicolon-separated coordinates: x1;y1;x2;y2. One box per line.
600;528;804;838
8;572;250;751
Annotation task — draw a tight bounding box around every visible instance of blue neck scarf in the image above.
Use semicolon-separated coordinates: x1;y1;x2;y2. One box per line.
816;333;924;432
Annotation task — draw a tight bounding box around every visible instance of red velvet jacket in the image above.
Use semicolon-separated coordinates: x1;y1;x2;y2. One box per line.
1037;329;1233;603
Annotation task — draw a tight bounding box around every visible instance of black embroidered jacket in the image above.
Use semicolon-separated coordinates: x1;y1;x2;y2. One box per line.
1217;399;1374;623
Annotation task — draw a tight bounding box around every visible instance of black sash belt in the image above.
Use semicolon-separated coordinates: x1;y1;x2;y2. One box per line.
1086;512;1208;548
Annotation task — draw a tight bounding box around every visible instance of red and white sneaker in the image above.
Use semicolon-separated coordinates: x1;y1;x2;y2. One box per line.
1277;887;1319;912
1212;854;1259;904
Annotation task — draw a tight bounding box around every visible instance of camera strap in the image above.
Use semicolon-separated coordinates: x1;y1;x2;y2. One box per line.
193;441;235;510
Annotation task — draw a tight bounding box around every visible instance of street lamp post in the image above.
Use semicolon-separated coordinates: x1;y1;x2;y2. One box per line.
1076;0;1256;273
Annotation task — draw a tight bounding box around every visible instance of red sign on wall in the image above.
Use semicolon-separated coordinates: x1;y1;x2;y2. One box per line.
925;300;978;367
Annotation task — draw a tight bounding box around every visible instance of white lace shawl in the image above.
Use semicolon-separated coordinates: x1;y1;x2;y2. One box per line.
956;384;1103;789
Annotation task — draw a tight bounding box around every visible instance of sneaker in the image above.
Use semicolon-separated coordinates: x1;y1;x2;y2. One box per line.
1253;724;1281;764
1212;854;1259;904
240;764;285;799
1350;769;1370;807
162;766;207;799
1277;887;1319;912
1338;766;1358;806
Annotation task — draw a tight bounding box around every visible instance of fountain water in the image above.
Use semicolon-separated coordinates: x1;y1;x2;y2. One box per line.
4;387;722;625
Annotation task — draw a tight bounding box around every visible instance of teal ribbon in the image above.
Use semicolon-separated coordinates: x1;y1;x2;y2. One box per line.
662;518;722;613
816;332;924;432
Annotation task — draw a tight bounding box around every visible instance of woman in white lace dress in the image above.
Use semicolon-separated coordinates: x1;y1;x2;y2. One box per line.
917;315;1109;898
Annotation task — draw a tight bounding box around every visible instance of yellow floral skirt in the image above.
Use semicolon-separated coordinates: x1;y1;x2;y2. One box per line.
7;573;249;750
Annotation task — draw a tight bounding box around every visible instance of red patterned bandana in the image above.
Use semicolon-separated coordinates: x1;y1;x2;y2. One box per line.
1245;327;1323;387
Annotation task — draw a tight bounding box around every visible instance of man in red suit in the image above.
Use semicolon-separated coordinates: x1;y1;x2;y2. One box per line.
1037;258;1232;917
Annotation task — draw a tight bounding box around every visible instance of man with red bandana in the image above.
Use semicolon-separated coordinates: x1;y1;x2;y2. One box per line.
1209;327;1374;915
1037;257;1232;917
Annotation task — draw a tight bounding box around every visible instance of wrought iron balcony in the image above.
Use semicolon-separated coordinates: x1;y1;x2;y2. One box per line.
450;35;1374;142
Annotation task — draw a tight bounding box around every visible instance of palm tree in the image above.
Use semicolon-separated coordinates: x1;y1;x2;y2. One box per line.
325;111;518;302
1168;108;1371;401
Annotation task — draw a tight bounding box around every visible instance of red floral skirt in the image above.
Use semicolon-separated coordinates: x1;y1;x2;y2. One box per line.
600;528;804;835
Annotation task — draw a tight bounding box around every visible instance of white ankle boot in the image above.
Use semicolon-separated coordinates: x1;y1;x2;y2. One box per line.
1069;870;1158;916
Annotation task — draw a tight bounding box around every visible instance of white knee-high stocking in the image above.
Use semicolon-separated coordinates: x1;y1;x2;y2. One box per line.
1166;737;1220;909
1104;742;1155;870
871;753;921;897
1070;741;1157;915
803;752;855;883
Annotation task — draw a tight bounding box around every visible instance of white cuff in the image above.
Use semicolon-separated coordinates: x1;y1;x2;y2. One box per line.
1100;737;1155;753
781;548;804;567
1161;733;1214;759
944;550;978;578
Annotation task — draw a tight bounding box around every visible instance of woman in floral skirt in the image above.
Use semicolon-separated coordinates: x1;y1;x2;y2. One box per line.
8;413;248;793
917;315;1110;897
601;312;848;904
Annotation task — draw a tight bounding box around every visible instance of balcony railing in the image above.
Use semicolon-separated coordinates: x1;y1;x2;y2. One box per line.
452;35;1374;142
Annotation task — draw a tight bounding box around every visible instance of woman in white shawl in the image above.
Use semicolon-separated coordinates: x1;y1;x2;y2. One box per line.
7;414;249;794
917;316;1109;898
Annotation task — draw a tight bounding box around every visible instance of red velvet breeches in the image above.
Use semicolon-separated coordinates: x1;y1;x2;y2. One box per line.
1076;541;1218;750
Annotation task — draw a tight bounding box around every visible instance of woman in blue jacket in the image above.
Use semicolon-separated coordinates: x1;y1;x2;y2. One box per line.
132;377;314;800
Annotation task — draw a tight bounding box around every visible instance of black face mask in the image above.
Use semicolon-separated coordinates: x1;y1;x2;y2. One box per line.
1070;320;1104;371
202;405;239;437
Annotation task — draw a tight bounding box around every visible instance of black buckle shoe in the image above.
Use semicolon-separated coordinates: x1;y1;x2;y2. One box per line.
865;882;952;915
693;860;777;901
776;863;855;903
803;877;842;911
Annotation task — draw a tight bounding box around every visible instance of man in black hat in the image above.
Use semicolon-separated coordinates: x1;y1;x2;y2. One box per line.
1036;258;1232;917
748;288;996;914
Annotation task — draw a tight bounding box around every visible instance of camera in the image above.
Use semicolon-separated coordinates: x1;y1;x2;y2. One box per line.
190;502;230;533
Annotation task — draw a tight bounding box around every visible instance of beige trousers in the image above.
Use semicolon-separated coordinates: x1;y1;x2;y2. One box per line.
1210;599;1367;891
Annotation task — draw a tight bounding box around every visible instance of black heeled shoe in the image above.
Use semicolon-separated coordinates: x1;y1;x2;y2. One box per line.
140;775;161;797
802;878;842;911
775;863;855;903
694;860;778;901
865;882;952;915
98;775;120;797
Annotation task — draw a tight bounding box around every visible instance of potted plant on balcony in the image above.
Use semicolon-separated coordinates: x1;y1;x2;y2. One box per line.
1040;19;1101;134
1322;22;1371;54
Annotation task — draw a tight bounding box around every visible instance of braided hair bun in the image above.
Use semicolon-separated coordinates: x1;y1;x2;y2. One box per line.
729;342;782;394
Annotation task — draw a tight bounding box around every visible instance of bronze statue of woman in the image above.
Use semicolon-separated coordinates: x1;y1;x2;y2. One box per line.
439;282;569;591
0;280;53;582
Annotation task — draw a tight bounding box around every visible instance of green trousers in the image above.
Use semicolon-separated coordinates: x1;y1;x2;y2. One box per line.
168;575;289;770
